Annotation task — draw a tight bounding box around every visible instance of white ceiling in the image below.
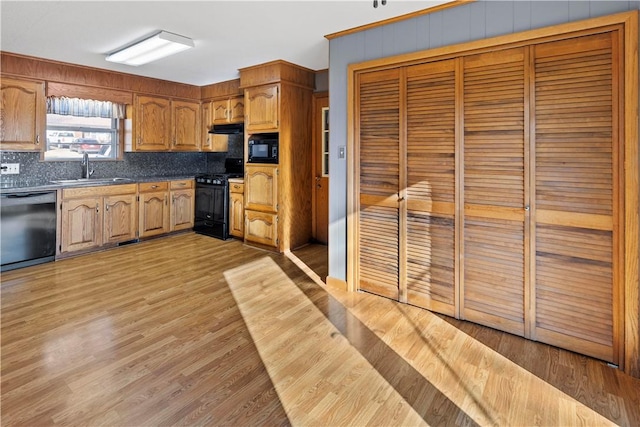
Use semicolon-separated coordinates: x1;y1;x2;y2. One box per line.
0;0;450;87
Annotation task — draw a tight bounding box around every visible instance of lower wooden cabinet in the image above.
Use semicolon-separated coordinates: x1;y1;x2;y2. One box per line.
138;182;170;238
59;180;194;256
245;210;277;247
103;194;138;244
229;179;244;238
60;184;138;255
170;179;195;231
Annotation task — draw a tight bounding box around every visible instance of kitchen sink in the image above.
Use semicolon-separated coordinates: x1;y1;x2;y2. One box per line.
50;177;133;186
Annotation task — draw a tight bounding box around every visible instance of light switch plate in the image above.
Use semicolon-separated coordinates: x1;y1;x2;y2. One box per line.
338;146;345;159
1;163;20;174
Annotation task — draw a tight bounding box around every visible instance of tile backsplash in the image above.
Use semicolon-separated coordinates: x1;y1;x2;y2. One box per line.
1;134;244;182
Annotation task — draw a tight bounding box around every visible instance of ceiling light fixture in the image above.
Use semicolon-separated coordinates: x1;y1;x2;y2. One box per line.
106;31;194;66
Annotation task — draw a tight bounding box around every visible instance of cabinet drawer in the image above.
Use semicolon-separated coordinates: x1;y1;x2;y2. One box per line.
245;210;277;247
170;179;193;190
229;181;244;194
62;183;137;199
139;181;168;192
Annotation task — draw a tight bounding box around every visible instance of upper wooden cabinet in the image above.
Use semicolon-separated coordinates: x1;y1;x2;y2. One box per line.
244;85;279;131
201;100;231;152
133;95;199;152
172;100;200;151
212;96;244;124
0;77;45;151
134;95;172;151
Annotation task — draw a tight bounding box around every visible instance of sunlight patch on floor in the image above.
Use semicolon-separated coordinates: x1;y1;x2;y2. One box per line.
224;256;429;426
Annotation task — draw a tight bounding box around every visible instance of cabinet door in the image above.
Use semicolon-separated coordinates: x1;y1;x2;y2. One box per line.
104;194;138;244
0;77;45;151
201;101;213;150
171;189;195;231
228;96;245;123
172;100;200;151
245;165;278;213
461;48;527;337
139;191;170;237
245;84;279;131
245;210;277;247
212;99;230;124
229;191;244;238
61;197;102;253
135;95;171;151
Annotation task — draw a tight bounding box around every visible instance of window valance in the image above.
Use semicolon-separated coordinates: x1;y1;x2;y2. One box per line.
46;96;125;119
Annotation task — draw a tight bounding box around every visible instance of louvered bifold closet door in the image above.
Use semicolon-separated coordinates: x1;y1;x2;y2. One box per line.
357;69;401;299
532;32;620;363
462;48;527;337
405;60;456;316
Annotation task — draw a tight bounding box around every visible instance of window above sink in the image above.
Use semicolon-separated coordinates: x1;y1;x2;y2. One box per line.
43;97;126;162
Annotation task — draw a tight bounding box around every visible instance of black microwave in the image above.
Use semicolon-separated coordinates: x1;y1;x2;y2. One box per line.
248;134;278;164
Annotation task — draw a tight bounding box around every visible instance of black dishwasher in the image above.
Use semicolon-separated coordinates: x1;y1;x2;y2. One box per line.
1;191;57;271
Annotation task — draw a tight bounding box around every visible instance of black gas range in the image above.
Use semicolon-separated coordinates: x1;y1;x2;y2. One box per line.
194;158;243;240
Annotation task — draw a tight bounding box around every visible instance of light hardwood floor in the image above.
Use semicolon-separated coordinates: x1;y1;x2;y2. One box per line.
1;233;639;426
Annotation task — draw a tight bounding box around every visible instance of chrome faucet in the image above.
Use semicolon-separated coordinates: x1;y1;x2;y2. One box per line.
81;152;94;179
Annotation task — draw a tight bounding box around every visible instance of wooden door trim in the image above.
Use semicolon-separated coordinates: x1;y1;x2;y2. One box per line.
311;92;328;243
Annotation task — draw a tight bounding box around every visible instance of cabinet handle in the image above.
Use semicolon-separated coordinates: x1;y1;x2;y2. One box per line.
106;204;110;212
234;185;240;189
165;195;168;205
36;134;40;145
151;185;158;189
96;203;99;213
525;206;530;211
178;182;186;186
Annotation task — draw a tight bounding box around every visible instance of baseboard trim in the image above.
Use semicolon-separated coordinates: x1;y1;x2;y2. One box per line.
326;276;348;291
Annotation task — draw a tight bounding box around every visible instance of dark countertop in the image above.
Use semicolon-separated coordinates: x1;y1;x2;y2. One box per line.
0;175;196;194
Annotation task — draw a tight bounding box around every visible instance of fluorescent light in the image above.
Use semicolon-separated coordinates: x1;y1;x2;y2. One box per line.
106;31;194;66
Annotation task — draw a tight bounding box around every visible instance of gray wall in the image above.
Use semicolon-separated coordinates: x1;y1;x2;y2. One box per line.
327;0;640;281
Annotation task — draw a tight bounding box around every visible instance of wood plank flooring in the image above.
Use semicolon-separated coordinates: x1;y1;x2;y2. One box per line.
1;233;639;426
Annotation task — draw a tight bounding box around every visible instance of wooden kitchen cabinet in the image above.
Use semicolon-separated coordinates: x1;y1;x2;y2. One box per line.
0;77;45;151
245;165;277;213
172;100;200;151
59;184;138;255
134;95;200;152
134;95;172;151
245;210;277;247
229;179;244;238
60;196;102;253
244;84;279;131
212;96;245;124
170;179;195;231
103;193;138;244
239;61;315;252
201;100;230;152
138;182;170;237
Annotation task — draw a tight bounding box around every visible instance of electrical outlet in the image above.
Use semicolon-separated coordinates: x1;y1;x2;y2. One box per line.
1;163;20;174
